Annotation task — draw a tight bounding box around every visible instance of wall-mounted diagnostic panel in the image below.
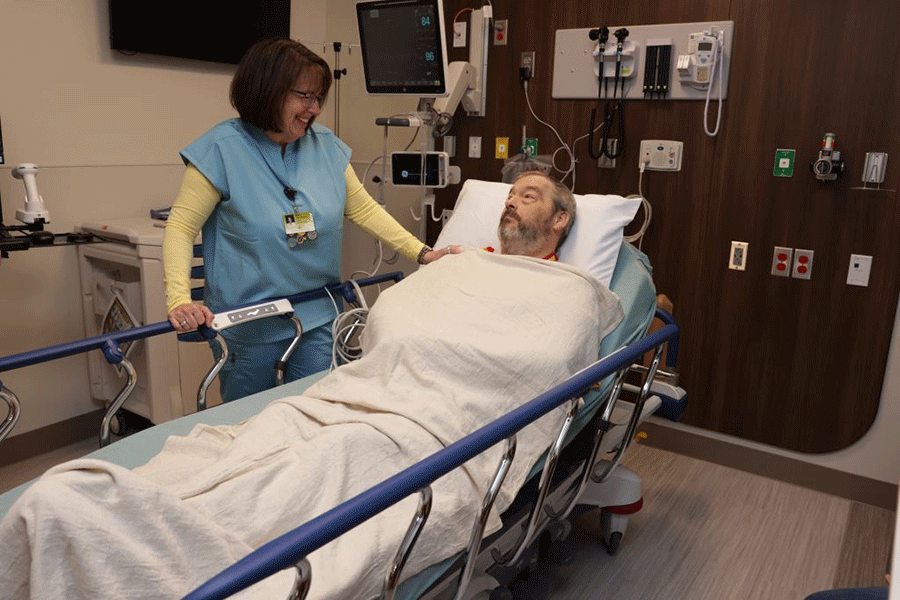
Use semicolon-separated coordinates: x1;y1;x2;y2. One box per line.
552;21;734;101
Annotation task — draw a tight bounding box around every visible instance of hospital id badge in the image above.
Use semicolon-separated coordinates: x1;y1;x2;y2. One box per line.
284;211;318;246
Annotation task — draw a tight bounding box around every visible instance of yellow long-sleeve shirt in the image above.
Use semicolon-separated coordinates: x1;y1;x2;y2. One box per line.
163;163;425;313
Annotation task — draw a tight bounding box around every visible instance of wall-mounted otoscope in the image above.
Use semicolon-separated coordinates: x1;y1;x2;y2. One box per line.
12;163;51;224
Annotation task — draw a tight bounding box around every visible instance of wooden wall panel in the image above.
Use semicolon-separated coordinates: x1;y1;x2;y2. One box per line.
433;0;900;453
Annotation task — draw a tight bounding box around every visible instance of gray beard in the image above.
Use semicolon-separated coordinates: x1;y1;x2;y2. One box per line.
498;218;550;256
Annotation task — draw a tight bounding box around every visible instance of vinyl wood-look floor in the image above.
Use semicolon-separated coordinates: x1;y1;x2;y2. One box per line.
0;440;893;600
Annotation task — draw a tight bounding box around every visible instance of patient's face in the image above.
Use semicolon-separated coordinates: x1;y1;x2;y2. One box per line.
498;174;557;255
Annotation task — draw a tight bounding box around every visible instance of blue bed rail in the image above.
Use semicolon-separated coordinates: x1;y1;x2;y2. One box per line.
0;272;404;444
0;272;403;374
182;321;679;600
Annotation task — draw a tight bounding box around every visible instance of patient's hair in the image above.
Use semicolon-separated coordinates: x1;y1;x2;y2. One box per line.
231;38;332;133
514;171;577;248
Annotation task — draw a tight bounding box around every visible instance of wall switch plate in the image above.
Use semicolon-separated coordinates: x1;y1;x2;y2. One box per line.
792;249;814;279
453;22;467;48
597;139;617;169
640;140;683;171
468;136;482;158
847;254;873;287
493;19;508;45
729;241;748;271
771;246;793;277
442;209;454;226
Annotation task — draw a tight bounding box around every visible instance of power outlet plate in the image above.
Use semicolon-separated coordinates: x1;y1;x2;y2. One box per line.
771;246;793;277
521;51;535;78
792;249;814;280
493;19;508;45
729;241;748;271
468;136;482;158
453;22;467;48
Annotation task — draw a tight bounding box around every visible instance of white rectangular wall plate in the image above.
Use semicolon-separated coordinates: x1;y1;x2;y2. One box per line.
847;254;873;287
453;22;467;48
552;21;734;100
640;140;683;171
729;241;748;271
468;136;482;158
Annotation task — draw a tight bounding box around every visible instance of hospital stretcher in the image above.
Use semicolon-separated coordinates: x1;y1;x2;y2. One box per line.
0;238;682;600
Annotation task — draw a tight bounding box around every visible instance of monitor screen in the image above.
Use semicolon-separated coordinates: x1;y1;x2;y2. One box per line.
356;0;449;96
109;2;291;65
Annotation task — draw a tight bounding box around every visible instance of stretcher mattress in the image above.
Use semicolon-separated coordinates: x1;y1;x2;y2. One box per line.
0;242;655;600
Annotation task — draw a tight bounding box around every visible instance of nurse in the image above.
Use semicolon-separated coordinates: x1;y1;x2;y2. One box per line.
163;38;454;402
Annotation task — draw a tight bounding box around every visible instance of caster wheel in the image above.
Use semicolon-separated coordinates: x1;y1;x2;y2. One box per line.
605;531;622;556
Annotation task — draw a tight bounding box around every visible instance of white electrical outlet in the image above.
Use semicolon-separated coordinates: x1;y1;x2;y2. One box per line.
469;136;482;158
453;22;467;48
639;140;684;171
729;241;748;271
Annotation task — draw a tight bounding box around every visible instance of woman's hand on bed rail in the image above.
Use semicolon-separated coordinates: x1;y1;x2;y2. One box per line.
169;302;215;332
421;245;462;265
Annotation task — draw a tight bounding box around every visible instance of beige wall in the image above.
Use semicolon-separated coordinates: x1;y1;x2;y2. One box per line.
0;0;421;437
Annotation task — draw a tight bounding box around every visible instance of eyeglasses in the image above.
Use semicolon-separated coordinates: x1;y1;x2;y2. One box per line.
289;89;324;108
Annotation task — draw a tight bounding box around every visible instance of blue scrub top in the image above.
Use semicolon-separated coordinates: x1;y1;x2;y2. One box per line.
181;118;351;344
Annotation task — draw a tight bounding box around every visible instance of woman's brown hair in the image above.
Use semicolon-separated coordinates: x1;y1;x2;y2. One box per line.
230;38;332;133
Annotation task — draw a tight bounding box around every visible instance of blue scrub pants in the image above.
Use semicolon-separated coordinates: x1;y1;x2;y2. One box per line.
215;323;333;403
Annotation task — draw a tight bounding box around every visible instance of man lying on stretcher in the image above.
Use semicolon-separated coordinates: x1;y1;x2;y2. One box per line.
0;172;624;600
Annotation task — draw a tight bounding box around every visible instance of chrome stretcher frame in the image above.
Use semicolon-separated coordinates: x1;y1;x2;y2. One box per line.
179;244;682;600
0;243;681;600
0;272;404;447
182;317;679;600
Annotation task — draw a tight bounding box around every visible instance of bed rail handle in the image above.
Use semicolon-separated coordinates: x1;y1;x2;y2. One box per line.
197;334;228;413
382;486;433;600
286;558;312;600
0;382;22;444
98;341;137;448
544;366;630;522
592;343;664;483
492;396;580;566
275;317;304;387
453;436;517;600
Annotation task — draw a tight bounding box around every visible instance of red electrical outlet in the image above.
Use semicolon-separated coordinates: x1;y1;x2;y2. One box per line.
792;249;814;280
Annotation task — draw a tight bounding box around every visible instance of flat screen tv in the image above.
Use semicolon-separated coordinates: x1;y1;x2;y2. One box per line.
109;2;291;65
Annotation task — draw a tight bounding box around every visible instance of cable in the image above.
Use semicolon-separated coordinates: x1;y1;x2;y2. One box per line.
624;161;652;249
523;80;576;188
704;32;724;137
325;281;371;370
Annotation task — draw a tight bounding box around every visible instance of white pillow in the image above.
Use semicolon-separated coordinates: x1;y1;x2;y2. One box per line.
435;179;641;286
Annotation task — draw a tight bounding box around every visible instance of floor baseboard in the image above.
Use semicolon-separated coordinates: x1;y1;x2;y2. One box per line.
0;410;102;468
640;420;898;510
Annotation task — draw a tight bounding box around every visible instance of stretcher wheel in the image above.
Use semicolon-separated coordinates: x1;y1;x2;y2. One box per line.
605;531;623;555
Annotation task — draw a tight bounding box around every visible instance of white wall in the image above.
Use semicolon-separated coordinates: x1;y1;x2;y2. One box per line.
0;0;421;437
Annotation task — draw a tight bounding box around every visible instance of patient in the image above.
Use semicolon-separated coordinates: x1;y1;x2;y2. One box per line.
0;173;622;600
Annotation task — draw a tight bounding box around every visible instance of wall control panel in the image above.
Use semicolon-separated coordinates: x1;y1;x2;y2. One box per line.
640;140;683;171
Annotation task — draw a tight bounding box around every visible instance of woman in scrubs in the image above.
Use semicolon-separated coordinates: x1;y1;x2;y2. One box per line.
163;38;453;402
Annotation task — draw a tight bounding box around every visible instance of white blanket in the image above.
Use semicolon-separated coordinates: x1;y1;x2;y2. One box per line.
0;250;622;600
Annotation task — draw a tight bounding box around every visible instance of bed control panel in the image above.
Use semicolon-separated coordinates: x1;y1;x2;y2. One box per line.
211;299;294;331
